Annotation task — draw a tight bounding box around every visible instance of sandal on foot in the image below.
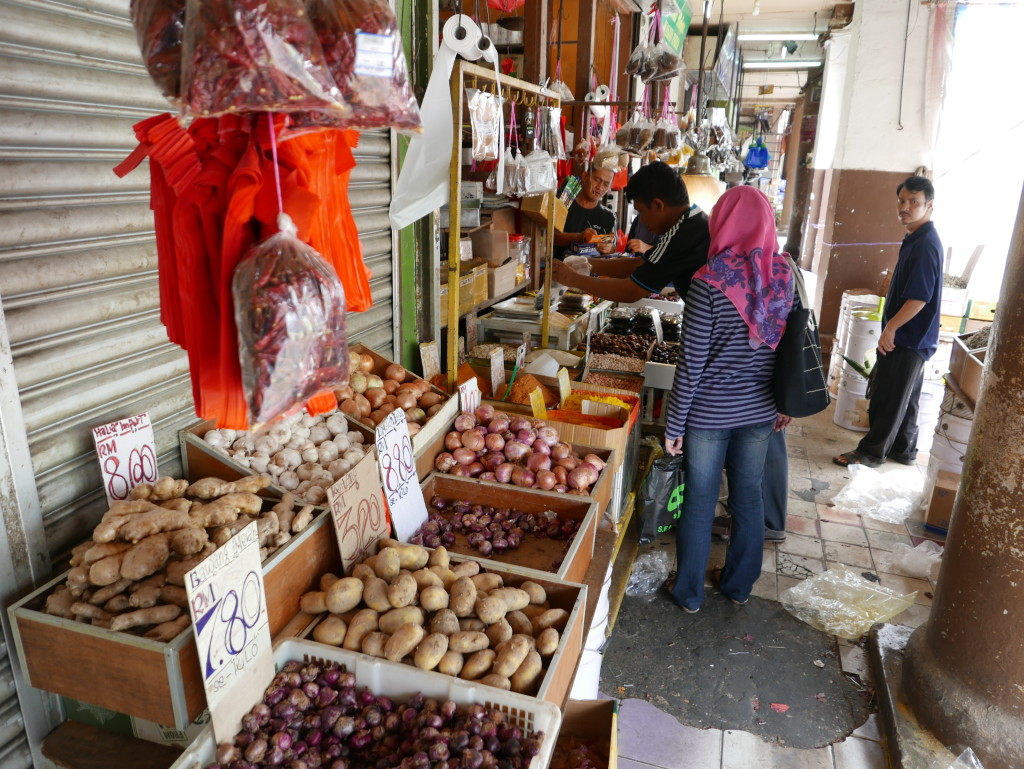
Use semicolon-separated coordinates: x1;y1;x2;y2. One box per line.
832;450;881;468
662;572;677;593
888;452;917;466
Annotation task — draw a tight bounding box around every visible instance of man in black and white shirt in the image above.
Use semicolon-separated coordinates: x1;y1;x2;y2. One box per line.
552;162;710;302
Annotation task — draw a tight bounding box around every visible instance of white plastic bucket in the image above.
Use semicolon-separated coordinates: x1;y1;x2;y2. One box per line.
925;333;956;381
842;311;881;377
827;292;880;398
930;436;966;474
569;649;603;700
915;379;944;454
835;373;870;431
935;410;973;445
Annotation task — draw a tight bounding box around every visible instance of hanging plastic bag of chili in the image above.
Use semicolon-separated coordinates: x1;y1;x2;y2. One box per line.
233;213;350;429
179;0;350;120
130;0;186;102
298;0;422;133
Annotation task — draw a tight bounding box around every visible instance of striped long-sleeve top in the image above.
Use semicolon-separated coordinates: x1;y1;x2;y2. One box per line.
664;279;779;439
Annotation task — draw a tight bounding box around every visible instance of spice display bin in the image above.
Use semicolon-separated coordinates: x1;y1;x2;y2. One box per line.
170;638;562;769
9;510;339;728
420;472;600;584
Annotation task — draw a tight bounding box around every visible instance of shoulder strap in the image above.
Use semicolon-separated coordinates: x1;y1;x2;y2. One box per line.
787;255;810;310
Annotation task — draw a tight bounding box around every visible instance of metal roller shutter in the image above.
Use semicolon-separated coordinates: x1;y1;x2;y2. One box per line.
0;0;396;758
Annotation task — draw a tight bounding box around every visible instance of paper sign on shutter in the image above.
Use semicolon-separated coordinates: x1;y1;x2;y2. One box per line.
327;451;389;574
92;413;160;506
420;341;441;381
375;409;428;542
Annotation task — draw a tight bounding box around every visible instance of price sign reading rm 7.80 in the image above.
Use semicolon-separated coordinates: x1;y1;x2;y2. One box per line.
375;409;428;542
185;521;273;743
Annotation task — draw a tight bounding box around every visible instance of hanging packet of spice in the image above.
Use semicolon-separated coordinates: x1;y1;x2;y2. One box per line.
297;0;422;133
468;89;502;161
130;0;186;102
233;213;350;429
180;0;350;120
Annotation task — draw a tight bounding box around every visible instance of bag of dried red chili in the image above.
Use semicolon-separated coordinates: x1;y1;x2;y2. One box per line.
296;0;422;133
130;0;186;102
180;0;352;120
233;213;351;429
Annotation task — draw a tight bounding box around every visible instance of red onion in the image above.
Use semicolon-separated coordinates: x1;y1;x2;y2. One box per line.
535;470;557;490
553;484;569;493
530;438;551;455
536;426;560;446
501;430;514;442
529;418;547;430
444;431;463;451
495;463;515;483
481;452;504;471
516;428;537;445
453;448;477;465
487;417;509;435
450;464;474;477
461;430;485;453
479;472;496;482
503;441;530;463
484;433;506;453
526;453;551;473
510;467;535;488
578;461;600;477
552;465;568;485
583;453;607;471
475;404;495;422
568;465;598;490
454;413;476;432
509;417;531;433
557;457;578;471
550;442;572;460
466;461;485;477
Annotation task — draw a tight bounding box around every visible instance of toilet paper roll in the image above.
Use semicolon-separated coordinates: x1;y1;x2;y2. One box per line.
443;15;483;60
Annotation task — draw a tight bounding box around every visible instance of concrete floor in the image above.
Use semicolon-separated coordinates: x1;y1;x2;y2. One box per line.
607;403;947;769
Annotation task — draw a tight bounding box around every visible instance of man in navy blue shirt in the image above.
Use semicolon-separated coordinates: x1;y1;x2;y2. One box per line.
834;175;943;467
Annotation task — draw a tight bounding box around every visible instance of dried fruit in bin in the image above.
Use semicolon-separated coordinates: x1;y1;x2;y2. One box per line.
180;0;350;119
129;0;185;101
233;213;350;429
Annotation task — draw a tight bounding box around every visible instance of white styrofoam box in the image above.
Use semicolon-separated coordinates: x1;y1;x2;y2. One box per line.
171;639;561;769
643;361;676;390
624;297;684;314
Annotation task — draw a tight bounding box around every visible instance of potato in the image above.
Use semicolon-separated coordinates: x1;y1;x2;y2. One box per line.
510;650;544;694
378;537;401;551
374;548;400;580
387;572;418;608
299;591;327;614
430;609;460;636
494;634;532;677
351;563;375;581
427;545;450;570
474;596;507;625
394;544;429;570
470;573;503;592
459;649;496;680
479;673;511;691
342;608;379;651
379;606;425;635
312;616;347;647
521;604;549;619
486;617;513;648
412;568;443;590
320;573;340;591
451;560;480;578
520;581;547;605
506;610;533;636
532;608;569;634
536;627;560;657
362;576;392;612
459;618;485;632
428;566;458;588
384;623;425;662
420;585;449;612
449;577;477;617
489;587;530;613
414;633;449;671
326;577;364;614
437;650;464;676
448;630;489;654
361;631;390;658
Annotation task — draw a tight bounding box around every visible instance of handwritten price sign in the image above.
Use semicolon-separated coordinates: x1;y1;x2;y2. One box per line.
327;452;389;574
92;413;159;506
459;378;481;416
185;522;272;743
375;409;427;542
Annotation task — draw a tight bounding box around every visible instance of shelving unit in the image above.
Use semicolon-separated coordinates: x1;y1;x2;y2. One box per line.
439;280;531;329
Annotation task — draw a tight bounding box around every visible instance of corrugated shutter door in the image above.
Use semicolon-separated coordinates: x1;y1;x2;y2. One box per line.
0;0;394;755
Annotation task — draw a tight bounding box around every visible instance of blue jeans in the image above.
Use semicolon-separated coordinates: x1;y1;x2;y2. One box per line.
763;428;789;533
671;420;775;611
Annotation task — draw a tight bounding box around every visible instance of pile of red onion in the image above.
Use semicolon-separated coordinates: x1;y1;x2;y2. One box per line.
433;406;606;494
207;660;543;769
410;497;580;558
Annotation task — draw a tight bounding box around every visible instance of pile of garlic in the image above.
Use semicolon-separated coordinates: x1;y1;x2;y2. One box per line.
202;410;370;505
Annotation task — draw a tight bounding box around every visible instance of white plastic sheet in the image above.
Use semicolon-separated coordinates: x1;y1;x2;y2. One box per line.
832;464;924;524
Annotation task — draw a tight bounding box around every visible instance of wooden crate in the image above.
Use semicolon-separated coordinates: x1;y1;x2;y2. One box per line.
9;511;339;727
420;472;599;584
559;700;619;769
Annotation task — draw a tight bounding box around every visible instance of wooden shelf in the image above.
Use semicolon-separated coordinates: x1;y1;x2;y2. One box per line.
440;280;531;329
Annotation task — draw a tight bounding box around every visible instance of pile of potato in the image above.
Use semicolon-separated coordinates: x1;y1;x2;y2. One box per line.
301;541;569;695
334;355;447;433
44;475;315;640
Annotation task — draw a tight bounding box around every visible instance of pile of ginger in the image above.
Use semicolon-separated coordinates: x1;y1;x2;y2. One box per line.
43;475;316;641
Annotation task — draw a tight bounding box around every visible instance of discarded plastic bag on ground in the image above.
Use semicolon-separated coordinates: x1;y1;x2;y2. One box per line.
930;747;986;769
780;565;916;640
625;551;670;596
875;540;943;581
832;464;923;523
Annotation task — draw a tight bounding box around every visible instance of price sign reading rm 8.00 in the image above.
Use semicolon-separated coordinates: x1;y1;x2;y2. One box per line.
185;521;273;743
375;409;427;542
91;413;160;506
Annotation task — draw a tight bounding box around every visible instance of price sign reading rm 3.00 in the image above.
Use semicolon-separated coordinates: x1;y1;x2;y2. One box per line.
327;451;389;574
185;521;272;743
375;409;427;542
91;413;159;506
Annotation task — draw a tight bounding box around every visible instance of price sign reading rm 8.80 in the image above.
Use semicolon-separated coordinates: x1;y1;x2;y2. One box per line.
375;409;427;542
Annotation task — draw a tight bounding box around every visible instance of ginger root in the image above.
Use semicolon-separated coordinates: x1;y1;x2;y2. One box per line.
44;587;74;618
209;516;255;547
110;604;180;632
165;546;214;586
120;534;170;581
186;475;271;499
292;505;315;533
272;493;298;532
83;541;132;565
89;578;132;605
130;476;188;501
89;552;127;586
159;498;192;512
159;585;189;609
144;614;190;642
103;594;130;613
212;492;263;515
169;526;209;556
256;512;280;547
70;602;111;622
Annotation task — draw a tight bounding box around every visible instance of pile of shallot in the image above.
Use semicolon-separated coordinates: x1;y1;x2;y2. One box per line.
432;406;605;495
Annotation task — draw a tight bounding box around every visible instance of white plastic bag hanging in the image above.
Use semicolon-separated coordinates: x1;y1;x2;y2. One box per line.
523;150;556;194
468;88;502;161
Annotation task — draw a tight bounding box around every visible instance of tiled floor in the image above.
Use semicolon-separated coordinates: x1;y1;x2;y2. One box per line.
609;405;946;769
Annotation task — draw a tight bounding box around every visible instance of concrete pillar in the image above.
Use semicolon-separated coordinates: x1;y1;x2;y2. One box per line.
902;185;1024;769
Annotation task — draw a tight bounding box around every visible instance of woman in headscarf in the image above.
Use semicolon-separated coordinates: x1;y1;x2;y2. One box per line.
664;186;795;613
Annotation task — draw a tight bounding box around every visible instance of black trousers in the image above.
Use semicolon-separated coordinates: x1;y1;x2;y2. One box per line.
857;346;926;462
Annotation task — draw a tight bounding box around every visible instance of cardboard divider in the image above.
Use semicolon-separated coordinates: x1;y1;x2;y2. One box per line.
559;699;619;769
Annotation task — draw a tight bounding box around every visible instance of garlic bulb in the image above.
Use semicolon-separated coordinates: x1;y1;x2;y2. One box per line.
305;486;326;505
296;462;320;482
249;452;271;474
308;425;331;445
347;431;365;445
205;430;231;449
278;471;300;490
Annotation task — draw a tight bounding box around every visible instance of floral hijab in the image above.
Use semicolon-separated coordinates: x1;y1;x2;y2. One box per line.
694;186;794;349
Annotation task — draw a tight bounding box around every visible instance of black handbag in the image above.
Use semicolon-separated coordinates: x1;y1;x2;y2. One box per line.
773;259;831;418
638;454;686;544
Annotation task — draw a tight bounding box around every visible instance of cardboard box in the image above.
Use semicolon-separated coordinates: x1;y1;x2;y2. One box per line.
457;260;488;314
962;317;992;333
926;469;960;533
939;314;964;334
469;224;510;268
559;700;618;769
521;193;569;232
488;260;518;298
967;299;997;322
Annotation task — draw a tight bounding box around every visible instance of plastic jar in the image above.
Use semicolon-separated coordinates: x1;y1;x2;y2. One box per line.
509;234;530;284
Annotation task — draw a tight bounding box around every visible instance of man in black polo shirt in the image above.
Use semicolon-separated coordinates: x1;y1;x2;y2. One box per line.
551;162;710;302
553;167;617;260
834;175;943;467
